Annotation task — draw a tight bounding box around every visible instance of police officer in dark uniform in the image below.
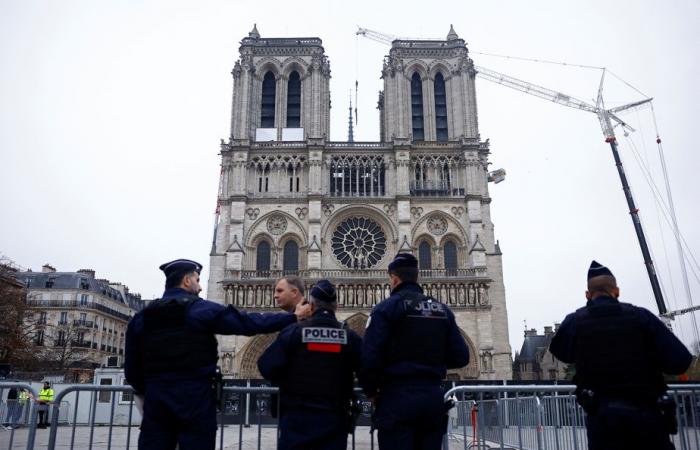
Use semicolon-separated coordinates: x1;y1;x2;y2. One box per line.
124;259;311;450
258;280;362;450
550;260;692;450
361;253;470;450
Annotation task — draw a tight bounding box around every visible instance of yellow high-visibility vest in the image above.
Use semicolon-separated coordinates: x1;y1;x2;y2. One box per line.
18;391;29;402
39;388;54;402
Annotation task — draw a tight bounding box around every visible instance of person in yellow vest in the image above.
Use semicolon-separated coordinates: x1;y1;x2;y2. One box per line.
37;382;54;429
15;389;30;427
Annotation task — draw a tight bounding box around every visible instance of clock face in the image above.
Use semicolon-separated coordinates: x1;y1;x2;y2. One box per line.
331;217;387;269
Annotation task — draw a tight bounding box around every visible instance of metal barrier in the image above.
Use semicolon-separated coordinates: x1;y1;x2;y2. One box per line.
4;382;700;449
0;382;40;450
443;384;700;450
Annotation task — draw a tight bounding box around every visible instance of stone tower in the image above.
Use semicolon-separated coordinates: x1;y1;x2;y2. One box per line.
208;25;512;380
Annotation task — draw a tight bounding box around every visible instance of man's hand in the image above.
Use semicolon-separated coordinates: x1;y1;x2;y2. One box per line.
294;302;312;321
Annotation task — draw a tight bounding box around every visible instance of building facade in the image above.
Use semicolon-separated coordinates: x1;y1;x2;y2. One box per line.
208;25;513;380
513;325;568;381
17;265;145;370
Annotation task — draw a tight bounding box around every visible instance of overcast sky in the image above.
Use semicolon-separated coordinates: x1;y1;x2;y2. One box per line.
1;0;699;355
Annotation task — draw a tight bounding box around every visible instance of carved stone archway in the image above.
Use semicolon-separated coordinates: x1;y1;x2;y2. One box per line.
236;333;279;379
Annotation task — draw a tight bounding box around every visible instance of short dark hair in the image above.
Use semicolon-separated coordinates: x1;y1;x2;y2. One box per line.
279;276;305;295
165;270;198;289
587;275;617;295
389;266;419;283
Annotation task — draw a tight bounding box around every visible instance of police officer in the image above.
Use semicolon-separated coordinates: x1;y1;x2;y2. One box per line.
361;253;470;450
124;259;311;450
550;260;692;450
258;280;362;450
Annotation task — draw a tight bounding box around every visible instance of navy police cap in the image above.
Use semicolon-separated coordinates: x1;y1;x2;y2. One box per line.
310;279;336;303
587;260;614;280
388;253;418;271
159;259;203;279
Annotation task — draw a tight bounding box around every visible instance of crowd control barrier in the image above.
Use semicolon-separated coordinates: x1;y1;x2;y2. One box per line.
3;382;700;449
443;384;700;450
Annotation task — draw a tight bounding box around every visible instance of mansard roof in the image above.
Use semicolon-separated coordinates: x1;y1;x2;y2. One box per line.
17;271;144;309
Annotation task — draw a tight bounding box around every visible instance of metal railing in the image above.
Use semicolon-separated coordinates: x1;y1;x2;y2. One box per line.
4;383;700;450
443;384;700;450
0;382;40;450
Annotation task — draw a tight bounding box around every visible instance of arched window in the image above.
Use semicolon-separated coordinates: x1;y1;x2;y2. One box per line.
411;72;424;141
444;240;458;274
256;241;271;273
261;71;276;128
434;73;448;141
283;240;299;273
286;71;301;128
418;241;432;270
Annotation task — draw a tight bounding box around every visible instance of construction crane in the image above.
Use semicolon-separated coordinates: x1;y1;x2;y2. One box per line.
357;26;669;316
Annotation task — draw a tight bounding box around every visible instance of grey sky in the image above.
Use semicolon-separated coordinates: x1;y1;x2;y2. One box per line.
1;0;699;354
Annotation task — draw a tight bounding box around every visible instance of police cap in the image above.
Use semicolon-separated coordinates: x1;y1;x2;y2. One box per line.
160;259;203;286
587;260;614;280
388;253;418;271
310;279;336;303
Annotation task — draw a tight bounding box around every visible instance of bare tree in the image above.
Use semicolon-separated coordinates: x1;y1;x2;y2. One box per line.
41;322;93;370
0;265;38;369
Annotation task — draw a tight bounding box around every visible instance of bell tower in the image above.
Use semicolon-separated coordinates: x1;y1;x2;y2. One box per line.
379;25;479;143
229;24;331;142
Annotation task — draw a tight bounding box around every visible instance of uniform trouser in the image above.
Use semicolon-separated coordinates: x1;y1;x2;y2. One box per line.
139;379;216;450
278;406;347;450
585;399;674;450
373;385;447;450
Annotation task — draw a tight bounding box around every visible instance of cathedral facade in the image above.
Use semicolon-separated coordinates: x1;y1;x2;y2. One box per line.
208;25;513;380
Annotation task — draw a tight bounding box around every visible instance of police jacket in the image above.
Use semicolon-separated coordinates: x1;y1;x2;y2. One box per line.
125;287;297;394
360;282;469;397
258;309;362;410
550;295;692;402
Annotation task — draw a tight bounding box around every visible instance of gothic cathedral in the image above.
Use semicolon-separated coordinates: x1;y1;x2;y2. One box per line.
208;25;513;380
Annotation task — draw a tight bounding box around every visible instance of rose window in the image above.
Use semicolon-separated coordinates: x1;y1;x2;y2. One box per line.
331;217;387;269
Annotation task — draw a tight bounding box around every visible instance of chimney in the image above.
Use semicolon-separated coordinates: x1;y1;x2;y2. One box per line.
544;326;553;336
77;269;95;279
524;328;538;338
42;264;56;273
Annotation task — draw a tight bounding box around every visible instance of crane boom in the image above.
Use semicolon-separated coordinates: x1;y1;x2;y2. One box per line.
356;25;669;316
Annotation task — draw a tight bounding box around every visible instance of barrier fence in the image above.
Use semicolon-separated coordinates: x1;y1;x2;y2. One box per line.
2;382;700;449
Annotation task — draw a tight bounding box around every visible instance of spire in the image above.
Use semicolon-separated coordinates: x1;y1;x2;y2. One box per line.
348;91;354;143
446;24;459;41
248;24;260;39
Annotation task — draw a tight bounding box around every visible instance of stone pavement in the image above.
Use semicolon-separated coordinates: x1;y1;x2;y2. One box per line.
1;425;387;450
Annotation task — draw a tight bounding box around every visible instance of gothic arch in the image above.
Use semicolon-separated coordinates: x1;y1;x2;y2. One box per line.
323;204;397;242
403;60;429;80
236;333;278;379
447;329;479;379
429;61;453;81
245;211;308;248
411;211;467;245
254;58;283;81
343;312;369;337
279;232;305;271
281;57;309;79
439;231;466;248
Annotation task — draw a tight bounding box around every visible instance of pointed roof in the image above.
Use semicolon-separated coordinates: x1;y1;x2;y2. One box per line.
469;234;486;253
308;235;321;251
248;24;260;39
227;235;245;253
398;235;414;253
446;24;459;41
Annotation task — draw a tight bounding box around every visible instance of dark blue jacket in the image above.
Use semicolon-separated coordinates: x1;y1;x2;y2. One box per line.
360;282;469;397
550;296;692;375
125;287;297;394
258;309;362;406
